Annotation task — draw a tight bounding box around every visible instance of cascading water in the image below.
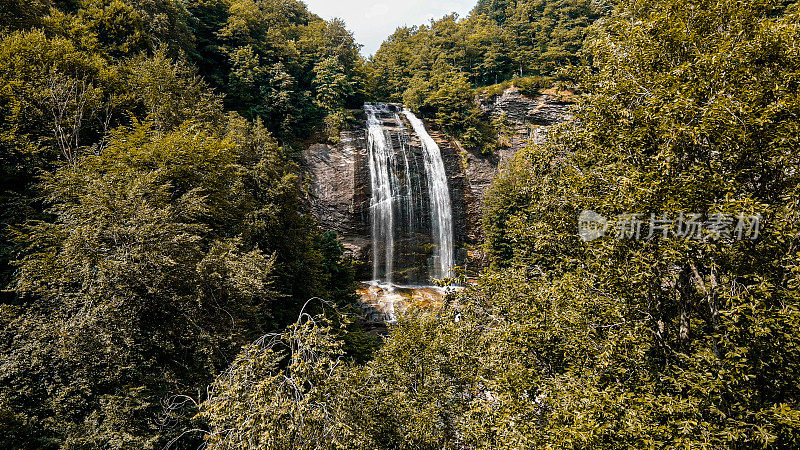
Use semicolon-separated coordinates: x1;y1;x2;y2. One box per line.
364;103;455;286
365;104;395;284
403;109;454;279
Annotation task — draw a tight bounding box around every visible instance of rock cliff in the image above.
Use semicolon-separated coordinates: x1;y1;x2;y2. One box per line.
302;125;371;262
302;88;572;275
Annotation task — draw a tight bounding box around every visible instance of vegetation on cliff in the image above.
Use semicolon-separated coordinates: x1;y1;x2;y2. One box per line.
366;0;608;153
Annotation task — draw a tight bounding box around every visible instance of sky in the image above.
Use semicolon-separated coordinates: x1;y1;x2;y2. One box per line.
303;0;477;57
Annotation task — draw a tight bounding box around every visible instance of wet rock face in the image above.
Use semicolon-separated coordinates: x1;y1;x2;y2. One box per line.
400;122;470;276
302;128;371;261
302;89;572;274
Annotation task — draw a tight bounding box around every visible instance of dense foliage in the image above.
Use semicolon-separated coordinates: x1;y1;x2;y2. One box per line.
3;0;800;448
199;0;800;448
187;0;365;140
0;0;363;447
369;0;610;96
367;0;608;152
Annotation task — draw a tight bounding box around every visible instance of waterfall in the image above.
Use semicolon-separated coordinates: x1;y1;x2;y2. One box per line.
403;110;454;279
365;104;395;284
364;103;454;285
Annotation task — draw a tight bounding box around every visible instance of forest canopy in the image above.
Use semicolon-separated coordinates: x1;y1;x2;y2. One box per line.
366;0;610;152
0;0;364;447
2;0;800;448
201;0;800;448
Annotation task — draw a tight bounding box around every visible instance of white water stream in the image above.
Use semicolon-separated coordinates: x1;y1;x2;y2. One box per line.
364;103;454;285
403;109;454;279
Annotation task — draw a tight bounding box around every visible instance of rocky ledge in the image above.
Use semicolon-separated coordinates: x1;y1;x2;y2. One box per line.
356;282;447;324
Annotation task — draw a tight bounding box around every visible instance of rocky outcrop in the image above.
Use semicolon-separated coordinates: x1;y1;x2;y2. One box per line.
454;88;573;265
480;88;572;126
465;88;573;205
302;125;371;261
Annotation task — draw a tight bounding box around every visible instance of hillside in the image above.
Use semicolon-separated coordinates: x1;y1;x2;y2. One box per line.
2;0;800;448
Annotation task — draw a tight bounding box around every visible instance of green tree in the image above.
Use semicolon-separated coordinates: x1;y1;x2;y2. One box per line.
312;57;353;113
201;310;348;449
0;1;365;447
1;121;279;447
208;0;363;140
0;29;117;304
479;0;800;446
